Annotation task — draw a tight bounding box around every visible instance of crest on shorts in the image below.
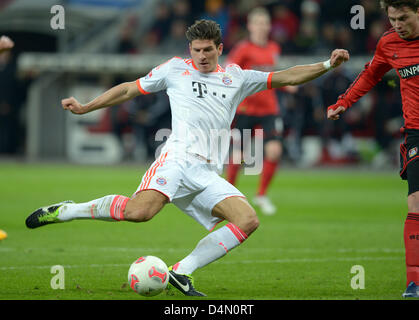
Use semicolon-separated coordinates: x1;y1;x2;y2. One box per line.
156;177;167;186
221;74;232;86
409;147;418;158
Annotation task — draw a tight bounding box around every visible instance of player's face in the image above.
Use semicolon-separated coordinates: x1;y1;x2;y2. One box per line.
387;6;419;39
247;14;271;41
189;39;223;73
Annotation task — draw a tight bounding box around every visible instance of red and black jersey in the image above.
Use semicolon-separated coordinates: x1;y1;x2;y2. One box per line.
227;40;280;116
329;28;419;129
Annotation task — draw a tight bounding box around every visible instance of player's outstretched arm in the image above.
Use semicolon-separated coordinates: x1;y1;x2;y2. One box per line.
61;81;141;114
270;49;349;88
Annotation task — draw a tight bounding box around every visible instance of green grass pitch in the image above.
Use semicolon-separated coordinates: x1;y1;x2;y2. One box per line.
0;162;408;300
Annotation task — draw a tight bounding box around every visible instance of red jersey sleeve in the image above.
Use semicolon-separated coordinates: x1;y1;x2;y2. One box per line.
328;38;393;110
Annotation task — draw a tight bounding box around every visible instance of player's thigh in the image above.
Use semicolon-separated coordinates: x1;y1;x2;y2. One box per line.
174;173;257;233
125;190;169;222
407;160;419;212
212;196;259;236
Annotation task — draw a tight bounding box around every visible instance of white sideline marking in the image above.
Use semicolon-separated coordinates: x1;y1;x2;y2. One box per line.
0;256;402;271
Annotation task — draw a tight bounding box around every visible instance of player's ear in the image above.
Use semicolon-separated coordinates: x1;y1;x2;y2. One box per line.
217;43;223;56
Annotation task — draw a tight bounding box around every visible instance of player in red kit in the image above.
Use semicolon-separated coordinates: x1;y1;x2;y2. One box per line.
226;7;295;215
327;0;419;298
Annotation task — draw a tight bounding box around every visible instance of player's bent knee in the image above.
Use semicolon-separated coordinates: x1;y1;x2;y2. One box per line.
212;196;259;235
240;210;259;236
124;190;167;222
245;215;260;235
124;202;156;222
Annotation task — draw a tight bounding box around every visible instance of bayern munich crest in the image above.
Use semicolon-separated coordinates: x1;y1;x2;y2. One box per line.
222;74;232;85
156;177;167;186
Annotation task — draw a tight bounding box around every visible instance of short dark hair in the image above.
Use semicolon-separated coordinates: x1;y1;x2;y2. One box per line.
380;0;419;12
185;19;222;47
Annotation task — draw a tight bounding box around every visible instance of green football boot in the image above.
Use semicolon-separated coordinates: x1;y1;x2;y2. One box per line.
25;200;74;229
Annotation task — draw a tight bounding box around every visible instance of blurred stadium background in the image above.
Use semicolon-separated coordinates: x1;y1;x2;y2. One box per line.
0;0;403;168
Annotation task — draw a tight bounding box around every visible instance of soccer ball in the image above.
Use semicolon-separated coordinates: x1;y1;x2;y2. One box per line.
128;255;169;297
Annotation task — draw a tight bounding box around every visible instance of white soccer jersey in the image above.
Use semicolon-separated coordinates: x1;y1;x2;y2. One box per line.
136;57;273;172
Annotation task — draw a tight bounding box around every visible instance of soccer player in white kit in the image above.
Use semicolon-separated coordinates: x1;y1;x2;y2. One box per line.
26;20;349;296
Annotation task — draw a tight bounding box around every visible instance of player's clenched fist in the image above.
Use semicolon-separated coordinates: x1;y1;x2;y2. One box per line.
327;105;346;120
61;97;85;114
330;49;350;68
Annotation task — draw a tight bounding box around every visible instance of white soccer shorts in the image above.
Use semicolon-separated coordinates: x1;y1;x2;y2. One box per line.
134;151;246;230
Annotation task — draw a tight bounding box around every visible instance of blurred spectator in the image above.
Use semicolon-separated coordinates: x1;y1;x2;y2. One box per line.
159;19;189;55
365;20;386;54
149;1;172;43
318;67;360;163
334;24;358;55
280;81;323;162
200;0;230;41
301;0;320;22
0;47;23;154
128;92;171;161
172;0;193;25
294;19;318;53
371;79;403;168
137;30;160;55
354;0;385;51
117;16;138;54
0;35;14;53
108;88;171;161
294;0;320;53
271;4;299;51
222;2;247;53
313;22;337;55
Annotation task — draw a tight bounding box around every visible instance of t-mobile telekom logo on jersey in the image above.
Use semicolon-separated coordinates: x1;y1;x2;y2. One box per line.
192;81;227;99
154;128;263;175
398;64;419;79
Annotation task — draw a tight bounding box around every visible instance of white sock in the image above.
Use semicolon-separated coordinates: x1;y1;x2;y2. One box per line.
57;195;129;221
173;223;248;275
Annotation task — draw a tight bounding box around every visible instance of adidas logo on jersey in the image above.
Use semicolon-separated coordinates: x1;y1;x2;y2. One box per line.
182;70;191;76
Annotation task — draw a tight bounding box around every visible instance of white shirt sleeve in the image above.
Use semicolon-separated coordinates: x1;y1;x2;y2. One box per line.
137;57;174;94
241;69;271;96
227;64;272;102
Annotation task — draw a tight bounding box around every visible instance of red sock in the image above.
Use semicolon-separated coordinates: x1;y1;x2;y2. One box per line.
404;213;419;286
226;163;241;186
110;195;129;221
257;159;278;196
